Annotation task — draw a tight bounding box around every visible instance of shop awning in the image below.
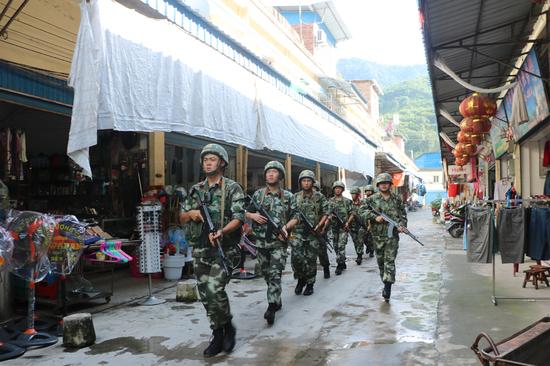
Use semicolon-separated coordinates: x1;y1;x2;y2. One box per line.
420;0;548;164
68;0;376;178
375;152;405;174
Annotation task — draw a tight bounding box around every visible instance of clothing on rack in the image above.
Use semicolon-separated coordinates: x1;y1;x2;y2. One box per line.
467;206;495;263
527;207;550;261
494;179;512;201
543;140;550;167
544;171;550;196
496;207;525;264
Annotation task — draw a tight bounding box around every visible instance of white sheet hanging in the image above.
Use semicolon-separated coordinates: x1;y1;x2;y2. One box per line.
68;0;376;178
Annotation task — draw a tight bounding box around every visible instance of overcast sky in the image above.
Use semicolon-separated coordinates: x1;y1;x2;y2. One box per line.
333;0;427;65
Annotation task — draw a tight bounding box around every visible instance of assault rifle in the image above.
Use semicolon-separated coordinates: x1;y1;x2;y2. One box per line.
331;208;347;230
297;210;334;253
246;195;288;242
190;187;232;275
365;203;424;246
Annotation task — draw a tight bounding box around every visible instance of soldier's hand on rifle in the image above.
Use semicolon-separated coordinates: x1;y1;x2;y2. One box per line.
249;212;268;225
397;226;406;233
189;210;204;223
278;226;289;242
344;222;350;232
209;229;223;246
375;216;385;223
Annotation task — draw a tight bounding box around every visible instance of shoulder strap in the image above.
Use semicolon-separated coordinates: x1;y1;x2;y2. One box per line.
220;177;226;228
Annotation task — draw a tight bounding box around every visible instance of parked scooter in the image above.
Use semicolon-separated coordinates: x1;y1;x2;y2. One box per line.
445;204;466;238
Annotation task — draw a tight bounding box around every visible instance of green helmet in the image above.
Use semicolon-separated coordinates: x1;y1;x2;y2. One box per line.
375;173;392;186
350;187;361;195
298;170;315;182
200;143;229;165
365;184;375;192
313;180;321;190
332;181;345;190
264;161;285;179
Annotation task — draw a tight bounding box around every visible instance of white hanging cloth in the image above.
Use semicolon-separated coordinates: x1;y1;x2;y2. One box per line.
510;85;529;126
439;108;461;127
434;56;516;94
439;132;456;148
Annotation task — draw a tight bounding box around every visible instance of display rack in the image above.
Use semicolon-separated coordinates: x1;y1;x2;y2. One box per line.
136;202;165;306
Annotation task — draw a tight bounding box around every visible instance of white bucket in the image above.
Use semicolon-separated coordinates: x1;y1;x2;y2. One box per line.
163;255;186;280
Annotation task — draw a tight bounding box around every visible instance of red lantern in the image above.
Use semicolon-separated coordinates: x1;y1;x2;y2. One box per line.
471;134;483;145
464;143;477;156
482;118;492;134
455;142;465;155
459;93;497;118
472;117;490;134
456;157;467;166
452;149;462;158
457;131;471;143
459;117;474;133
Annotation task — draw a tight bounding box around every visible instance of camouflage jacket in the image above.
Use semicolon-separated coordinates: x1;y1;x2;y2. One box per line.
349;199;364;232
247;188;295;248
182;177;245;258
293;190;329;238
328;196;352;230
360;192;407;238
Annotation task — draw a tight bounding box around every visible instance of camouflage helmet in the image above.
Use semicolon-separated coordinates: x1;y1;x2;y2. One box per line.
375;173;393;186
332;181;345;190
365;184;375;192
298;170;315;182
264;160;285;179
200;143;228;165
350;187;361;195
313;180;321;190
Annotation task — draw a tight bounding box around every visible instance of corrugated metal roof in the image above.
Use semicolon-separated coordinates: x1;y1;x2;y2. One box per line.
419;0;545;164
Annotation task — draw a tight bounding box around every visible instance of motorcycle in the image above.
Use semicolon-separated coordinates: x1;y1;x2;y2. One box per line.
445;204;466;238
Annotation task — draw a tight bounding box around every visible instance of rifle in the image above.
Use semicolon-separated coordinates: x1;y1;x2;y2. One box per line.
297;209;334;253
190;187;233;275
246;195;288;242
331;208;346;230
365;202;424;246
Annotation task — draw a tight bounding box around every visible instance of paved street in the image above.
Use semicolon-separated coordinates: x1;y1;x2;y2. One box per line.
8;208;550;365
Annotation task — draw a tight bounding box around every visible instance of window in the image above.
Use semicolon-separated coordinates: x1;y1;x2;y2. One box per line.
433;175;440;183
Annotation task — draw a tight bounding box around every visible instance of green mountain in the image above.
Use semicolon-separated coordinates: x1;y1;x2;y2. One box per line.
380;76;439;158
337;58;427;87
336;58;438;158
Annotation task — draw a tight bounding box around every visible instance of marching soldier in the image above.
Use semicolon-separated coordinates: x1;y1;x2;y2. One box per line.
347;187;366;265
360;173;407;302
288;170;329;295
180;143;245;357
361;185;376;258
328;181;352;275
313;180;331;279
246;161;295;325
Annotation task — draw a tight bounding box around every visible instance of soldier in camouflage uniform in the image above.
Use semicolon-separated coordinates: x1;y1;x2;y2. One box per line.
313;180;331;279
246;161;295;325
328;181;352;275
288;170;329;296
347;187;367;265
360;173;407;302
361;185;376;258
180;143;245;357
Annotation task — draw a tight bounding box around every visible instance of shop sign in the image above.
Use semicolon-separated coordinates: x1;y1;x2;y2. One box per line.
448;164;469;176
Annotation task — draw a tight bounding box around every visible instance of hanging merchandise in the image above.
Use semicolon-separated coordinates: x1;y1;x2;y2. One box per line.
0;226;13;274
466;206;495;263
495;208;525;264
543;140;550;167
48;216;88;275
526;206;550;261
545;171;550;196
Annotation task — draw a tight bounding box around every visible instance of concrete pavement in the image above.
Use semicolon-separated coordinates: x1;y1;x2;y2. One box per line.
7;208;550;365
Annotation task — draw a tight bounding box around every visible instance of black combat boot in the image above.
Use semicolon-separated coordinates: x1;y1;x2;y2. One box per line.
335;264;343;275
303;283;314;296
323;266;330;279
222;321;236;353
295;279;306;295
356;254;363;265
382;282;392;302
264;303;279;325
343;262;347;269
203;328;224;358
369;250;375;258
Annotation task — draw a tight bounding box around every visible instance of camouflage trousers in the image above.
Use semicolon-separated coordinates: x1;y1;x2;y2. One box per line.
331;228;348;265
257;246;288;305
317;239;330;268
372;236;399;284
291;237;319;285
350;229;373;255
193;255;232;330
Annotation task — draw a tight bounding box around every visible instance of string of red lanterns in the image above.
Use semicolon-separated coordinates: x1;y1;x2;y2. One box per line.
452;93;496;166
